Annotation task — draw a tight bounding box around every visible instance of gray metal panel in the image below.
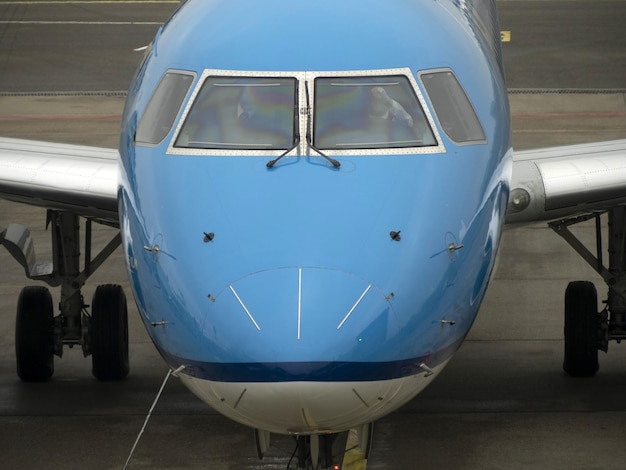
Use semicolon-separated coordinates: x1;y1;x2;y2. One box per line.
0;137;119;222
506;139;626;225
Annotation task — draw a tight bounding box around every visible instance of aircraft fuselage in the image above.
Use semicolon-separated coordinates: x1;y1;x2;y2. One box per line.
118;0;511;434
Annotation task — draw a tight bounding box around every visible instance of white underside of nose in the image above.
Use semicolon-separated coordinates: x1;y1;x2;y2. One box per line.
179;359;449;434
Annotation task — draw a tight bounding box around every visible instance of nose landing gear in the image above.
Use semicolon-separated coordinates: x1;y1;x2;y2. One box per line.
255;423;373;469
289;434;338;470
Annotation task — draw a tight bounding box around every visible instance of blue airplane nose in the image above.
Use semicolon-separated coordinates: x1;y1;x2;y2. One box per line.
201;267;399;375
176;266;447;434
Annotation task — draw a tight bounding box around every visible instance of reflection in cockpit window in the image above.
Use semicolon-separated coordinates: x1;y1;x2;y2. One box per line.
136;71;194;146
175;77;297;150
420;70;486;144
313;76;437;150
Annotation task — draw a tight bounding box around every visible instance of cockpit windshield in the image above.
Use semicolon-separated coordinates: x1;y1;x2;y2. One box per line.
313;75;437;150
174;76;297;150
168;68;445;156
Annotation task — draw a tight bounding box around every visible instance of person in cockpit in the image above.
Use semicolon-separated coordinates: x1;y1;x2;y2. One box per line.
367;86;414;128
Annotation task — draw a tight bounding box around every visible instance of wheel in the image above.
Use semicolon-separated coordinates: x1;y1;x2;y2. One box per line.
563;281;599;377
15;286;54;382
91;284;129;381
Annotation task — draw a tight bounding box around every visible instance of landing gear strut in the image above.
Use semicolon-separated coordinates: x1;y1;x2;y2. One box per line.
255;423;373;469
1;210;126;381
550;207;626;376
293;434;338;470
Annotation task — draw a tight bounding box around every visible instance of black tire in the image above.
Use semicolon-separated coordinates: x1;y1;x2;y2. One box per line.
91;284;129;381
563;281;599;377
15;286;54;382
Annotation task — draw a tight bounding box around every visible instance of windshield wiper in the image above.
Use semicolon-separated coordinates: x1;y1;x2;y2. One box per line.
266;133;300;168
267;86;301;168
266;81;340;169
304;82;340;168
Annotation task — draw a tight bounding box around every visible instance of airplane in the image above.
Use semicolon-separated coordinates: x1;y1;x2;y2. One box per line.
1;0;625;468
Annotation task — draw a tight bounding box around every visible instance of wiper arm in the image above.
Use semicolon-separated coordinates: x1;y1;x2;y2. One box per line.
266;81;340;169
266;133;300;168
306;124;340;168
305;82;340;168
267;84;301;169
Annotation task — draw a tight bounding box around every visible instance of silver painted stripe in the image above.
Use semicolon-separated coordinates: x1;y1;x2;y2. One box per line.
337;284;372;330
229;285;261;331
297;268;302;340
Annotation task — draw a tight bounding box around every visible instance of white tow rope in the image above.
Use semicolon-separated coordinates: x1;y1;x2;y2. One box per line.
123;366;186;469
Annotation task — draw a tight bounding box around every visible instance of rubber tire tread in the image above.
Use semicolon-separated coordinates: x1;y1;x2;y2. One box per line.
91;284;129;381
15;286;54;382
563;281;599;377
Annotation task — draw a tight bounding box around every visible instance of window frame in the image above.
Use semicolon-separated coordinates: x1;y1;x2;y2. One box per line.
167;68;445;157
418;68;487;146
135;69;196;147
311;71;441;154
169;69;303;156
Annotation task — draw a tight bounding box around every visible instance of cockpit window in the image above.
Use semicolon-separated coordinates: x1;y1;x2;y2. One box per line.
313;75;437;150
420;70;486;144
135;71;194;146
174;76;297;150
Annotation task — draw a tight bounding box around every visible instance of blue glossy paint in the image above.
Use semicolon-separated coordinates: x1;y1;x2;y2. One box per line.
118;0;510;412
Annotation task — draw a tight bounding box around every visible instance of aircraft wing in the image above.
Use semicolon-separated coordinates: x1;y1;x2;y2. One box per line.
506;139;626;225
0;137;119;225
2;135;625;228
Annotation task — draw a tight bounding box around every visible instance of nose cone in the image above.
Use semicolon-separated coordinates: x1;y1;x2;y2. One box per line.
179;367;441;434
176;266;442;434
200;267;399;377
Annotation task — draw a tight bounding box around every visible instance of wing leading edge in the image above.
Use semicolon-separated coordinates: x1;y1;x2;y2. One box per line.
506;139;626;225
0;137;119;224
3;136;625;229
